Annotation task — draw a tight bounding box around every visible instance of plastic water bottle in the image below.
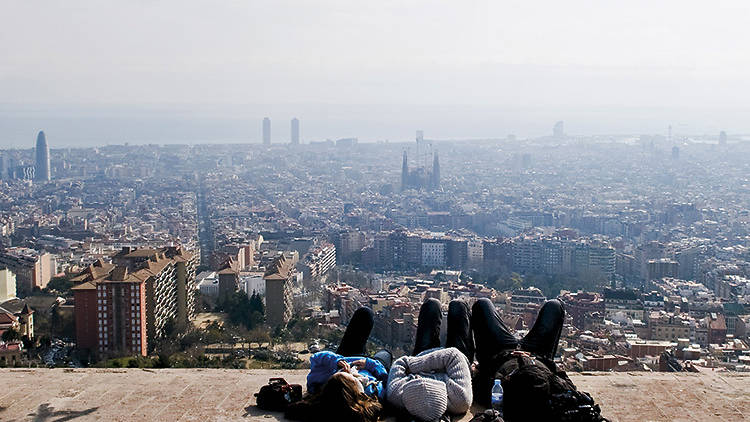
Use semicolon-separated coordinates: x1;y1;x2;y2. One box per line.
491;379;504;410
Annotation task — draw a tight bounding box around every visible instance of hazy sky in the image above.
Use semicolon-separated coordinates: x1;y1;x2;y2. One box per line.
2;1;750;146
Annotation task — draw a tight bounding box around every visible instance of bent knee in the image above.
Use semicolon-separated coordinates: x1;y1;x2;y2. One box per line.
471;298;494;315
448;299;469;316
544;299;565;315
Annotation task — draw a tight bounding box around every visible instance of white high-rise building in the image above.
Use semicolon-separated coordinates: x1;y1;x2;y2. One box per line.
0;267;17;302
421;240;447;268
262;117;271;145
291;118;300;145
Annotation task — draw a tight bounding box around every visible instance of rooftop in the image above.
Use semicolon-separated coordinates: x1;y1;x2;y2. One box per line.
1;368;749;421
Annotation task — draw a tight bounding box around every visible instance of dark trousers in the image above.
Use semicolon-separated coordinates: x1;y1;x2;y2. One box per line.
413;298;475;363
471;297;565;364
337;306;392;370
471;298;565;406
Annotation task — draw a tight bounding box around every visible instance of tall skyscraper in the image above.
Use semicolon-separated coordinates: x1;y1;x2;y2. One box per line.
431;150;440;190
553;121;564;138
0;153;9;179
719;130;727;146
35;130;50;181
401;150;408;192
262;117;271;145
291;118;300;145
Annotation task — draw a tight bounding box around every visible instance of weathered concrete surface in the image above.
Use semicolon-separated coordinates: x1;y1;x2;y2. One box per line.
1;368;748;421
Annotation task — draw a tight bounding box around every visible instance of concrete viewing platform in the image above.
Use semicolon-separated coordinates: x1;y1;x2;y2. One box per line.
1;368;749;421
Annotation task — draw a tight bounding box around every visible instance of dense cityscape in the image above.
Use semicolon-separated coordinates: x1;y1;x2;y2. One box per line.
1;121;749;374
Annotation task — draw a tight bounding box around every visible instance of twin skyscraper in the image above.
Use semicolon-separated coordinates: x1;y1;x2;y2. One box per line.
262;117;300;145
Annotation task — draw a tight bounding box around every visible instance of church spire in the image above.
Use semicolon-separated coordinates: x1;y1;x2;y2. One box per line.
431;150;440;190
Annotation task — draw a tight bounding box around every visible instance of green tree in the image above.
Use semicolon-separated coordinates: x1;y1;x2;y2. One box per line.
162;317;177;339
1;327;20;342
247;327;271;345
223;291;253;329
286;318;319;342
510;273;524;290
50;306;76;339
153;353;171;368
249;292;265;315
201;321;230;344
495;272;524;292
45;276;73;295
218;291;267;331
179;330;202;350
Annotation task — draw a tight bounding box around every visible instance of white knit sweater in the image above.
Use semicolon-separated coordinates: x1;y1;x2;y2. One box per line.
386;347;473;421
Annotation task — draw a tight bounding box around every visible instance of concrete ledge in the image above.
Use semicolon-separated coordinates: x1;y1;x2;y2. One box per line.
1;368;749;421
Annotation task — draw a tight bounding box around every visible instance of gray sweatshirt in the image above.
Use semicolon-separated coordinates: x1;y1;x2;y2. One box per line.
386;347;473;422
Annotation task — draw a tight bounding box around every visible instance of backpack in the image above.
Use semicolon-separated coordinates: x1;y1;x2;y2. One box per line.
495;353;607;422
469;409;504;422
254;377;303;411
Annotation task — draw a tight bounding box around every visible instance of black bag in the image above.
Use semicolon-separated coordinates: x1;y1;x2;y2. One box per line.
254;377;303;411
496;354;607;422
469;409;504;422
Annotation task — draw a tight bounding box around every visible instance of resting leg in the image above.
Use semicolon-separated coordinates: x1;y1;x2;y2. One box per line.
520;299;565;360
446;299;474;363
413;298;442;356
337;307;374;357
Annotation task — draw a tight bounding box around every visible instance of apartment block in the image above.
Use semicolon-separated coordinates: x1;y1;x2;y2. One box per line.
302;242;336;281
71;246;196;357
0;248;54;294
0;267;17;301
264;255;294;327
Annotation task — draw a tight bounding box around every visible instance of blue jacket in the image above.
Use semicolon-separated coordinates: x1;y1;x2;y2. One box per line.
307;351;388;400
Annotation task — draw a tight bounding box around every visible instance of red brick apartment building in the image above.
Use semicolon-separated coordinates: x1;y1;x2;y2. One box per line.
72;246;196;358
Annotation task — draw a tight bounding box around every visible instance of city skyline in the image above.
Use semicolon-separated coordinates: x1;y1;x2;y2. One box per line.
1;115;750;413
0;114;745;150
3;2;750;147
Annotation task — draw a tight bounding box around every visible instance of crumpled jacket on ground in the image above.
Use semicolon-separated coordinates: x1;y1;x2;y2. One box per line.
306;351;388;400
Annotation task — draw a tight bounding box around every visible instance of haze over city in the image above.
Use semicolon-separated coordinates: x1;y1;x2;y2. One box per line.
3;1;750;146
